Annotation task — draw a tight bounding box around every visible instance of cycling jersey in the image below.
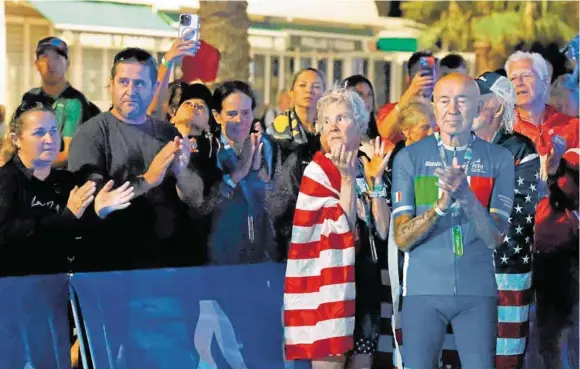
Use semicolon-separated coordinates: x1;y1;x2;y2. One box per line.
391;134;515;297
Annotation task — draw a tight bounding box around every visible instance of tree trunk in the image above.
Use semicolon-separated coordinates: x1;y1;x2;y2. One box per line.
374;1;391;17
474;41;494;76
198;1;251;83
523;1;536;42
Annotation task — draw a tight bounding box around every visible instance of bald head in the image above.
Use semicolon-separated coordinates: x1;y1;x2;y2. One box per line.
434;72;480;99
433;72;482;138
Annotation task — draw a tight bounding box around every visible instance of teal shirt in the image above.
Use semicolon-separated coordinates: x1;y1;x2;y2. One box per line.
52;96;82;138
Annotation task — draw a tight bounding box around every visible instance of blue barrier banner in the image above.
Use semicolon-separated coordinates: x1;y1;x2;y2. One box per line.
0;274;70;369
70;263;311;369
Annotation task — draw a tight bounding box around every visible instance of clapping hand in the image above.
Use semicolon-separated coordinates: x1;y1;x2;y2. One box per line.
330;144;357;178
67;181;97;219
143;139;180;187
361;137;391;188
172;136;192;178
231;136;256;184
251;133;264;171
434;157;472;203
94;181;135;219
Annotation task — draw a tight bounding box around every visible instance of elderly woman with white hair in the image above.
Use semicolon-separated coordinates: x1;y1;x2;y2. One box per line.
470;71;541;369
505;51;579;184
282;88;391;369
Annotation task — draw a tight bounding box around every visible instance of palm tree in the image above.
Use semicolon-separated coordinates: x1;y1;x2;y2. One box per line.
402;1;579;75
198;1;251;83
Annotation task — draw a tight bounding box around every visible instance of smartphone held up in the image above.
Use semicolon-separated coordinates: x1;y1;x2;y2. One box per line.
419;56;437;79
179;14;200;42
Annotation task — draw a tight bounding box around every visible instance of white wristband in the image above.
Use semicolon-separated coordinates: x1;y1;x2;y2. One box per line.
433;205;447;217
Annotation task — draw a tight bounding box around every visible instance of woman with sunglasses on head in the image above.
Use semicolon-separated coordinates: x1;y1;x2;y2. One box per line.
189;81;280;265
0;100;133;276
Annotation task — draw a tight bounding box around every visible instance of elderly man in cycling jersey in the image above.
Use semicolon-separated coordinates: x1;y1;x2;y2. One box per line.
391;73;515;369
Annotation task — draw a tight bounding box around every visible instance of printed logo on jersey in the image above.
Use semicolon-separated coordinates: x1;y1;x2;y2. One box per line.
424;161;442;167
470;158;485;174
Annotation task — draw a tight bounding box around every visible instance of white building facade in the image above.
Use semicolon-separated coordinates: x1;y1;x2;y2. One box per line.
1;0;474;116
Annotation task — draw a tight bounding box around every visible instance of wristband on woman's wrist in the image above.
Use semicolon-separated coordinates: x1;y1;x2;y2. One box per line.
368;181;386;198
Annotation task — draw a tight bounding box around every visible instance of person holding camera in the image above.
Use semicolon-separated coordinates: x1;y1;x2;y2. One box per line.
376;51;437;151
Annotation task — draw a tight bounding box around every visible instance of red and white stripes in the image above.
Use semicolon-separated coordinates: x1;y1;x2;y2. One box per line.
283;152;356;360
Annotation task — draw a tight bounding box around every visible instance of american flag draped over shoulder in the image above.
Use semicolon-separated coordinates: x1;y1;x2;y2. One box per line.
283;151;356;360
492;132;539;369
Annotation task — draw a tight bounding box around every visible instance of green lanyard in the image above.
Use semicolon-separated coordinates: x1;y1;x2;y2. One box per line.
434;133;475;257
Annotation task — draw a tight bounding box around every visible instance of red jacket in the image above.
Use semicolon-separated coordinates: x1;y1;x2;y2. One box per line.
514;105;579;156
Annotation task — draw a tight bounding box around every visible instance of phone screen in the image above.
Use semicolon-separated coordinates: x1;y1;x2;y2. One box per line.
420;56;436;78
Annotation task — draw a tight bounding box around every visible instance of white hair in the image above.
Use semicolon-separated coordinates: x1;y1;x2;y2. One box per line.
505;51;551;104
490;76;517;134
315;88;369;136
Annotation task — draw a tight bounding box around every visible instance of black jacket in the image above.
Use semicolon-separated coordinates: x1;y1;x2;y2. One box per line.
0;156;81;276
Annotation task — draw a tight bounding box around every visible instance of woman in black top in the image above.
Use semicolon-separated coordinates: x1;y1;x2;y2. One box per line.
0;101;133;276
267;67;325;162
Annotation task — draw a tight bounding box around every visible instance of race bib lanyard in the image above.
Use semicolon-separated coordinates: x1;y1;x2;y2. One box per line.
434;132;475;257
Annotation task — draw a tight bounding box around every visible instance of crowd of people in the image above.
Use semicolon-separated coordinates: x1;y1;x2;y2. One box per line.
0;32;578;369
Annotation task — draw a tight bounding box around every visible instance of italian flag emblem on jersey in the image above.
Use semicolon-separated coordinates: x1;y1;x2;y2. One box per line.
414;175;495;207
394;191;402;203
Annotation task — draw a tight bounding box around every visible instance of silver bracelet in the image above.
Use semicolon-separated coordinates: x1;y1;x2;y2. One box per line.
433;205;447;217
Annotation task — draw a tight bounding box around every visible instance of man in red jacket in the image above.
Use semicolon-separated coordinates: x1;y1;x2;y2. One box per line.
505;51;579;187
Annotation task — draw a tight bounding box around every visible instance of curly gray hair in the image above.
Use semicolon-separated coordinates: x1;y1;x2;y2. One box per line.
315;87;369;136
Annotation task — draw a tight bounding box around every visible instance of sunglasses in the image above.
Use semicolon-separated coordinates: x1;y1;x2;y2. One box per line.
113;48;156;66
12;100;54;122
